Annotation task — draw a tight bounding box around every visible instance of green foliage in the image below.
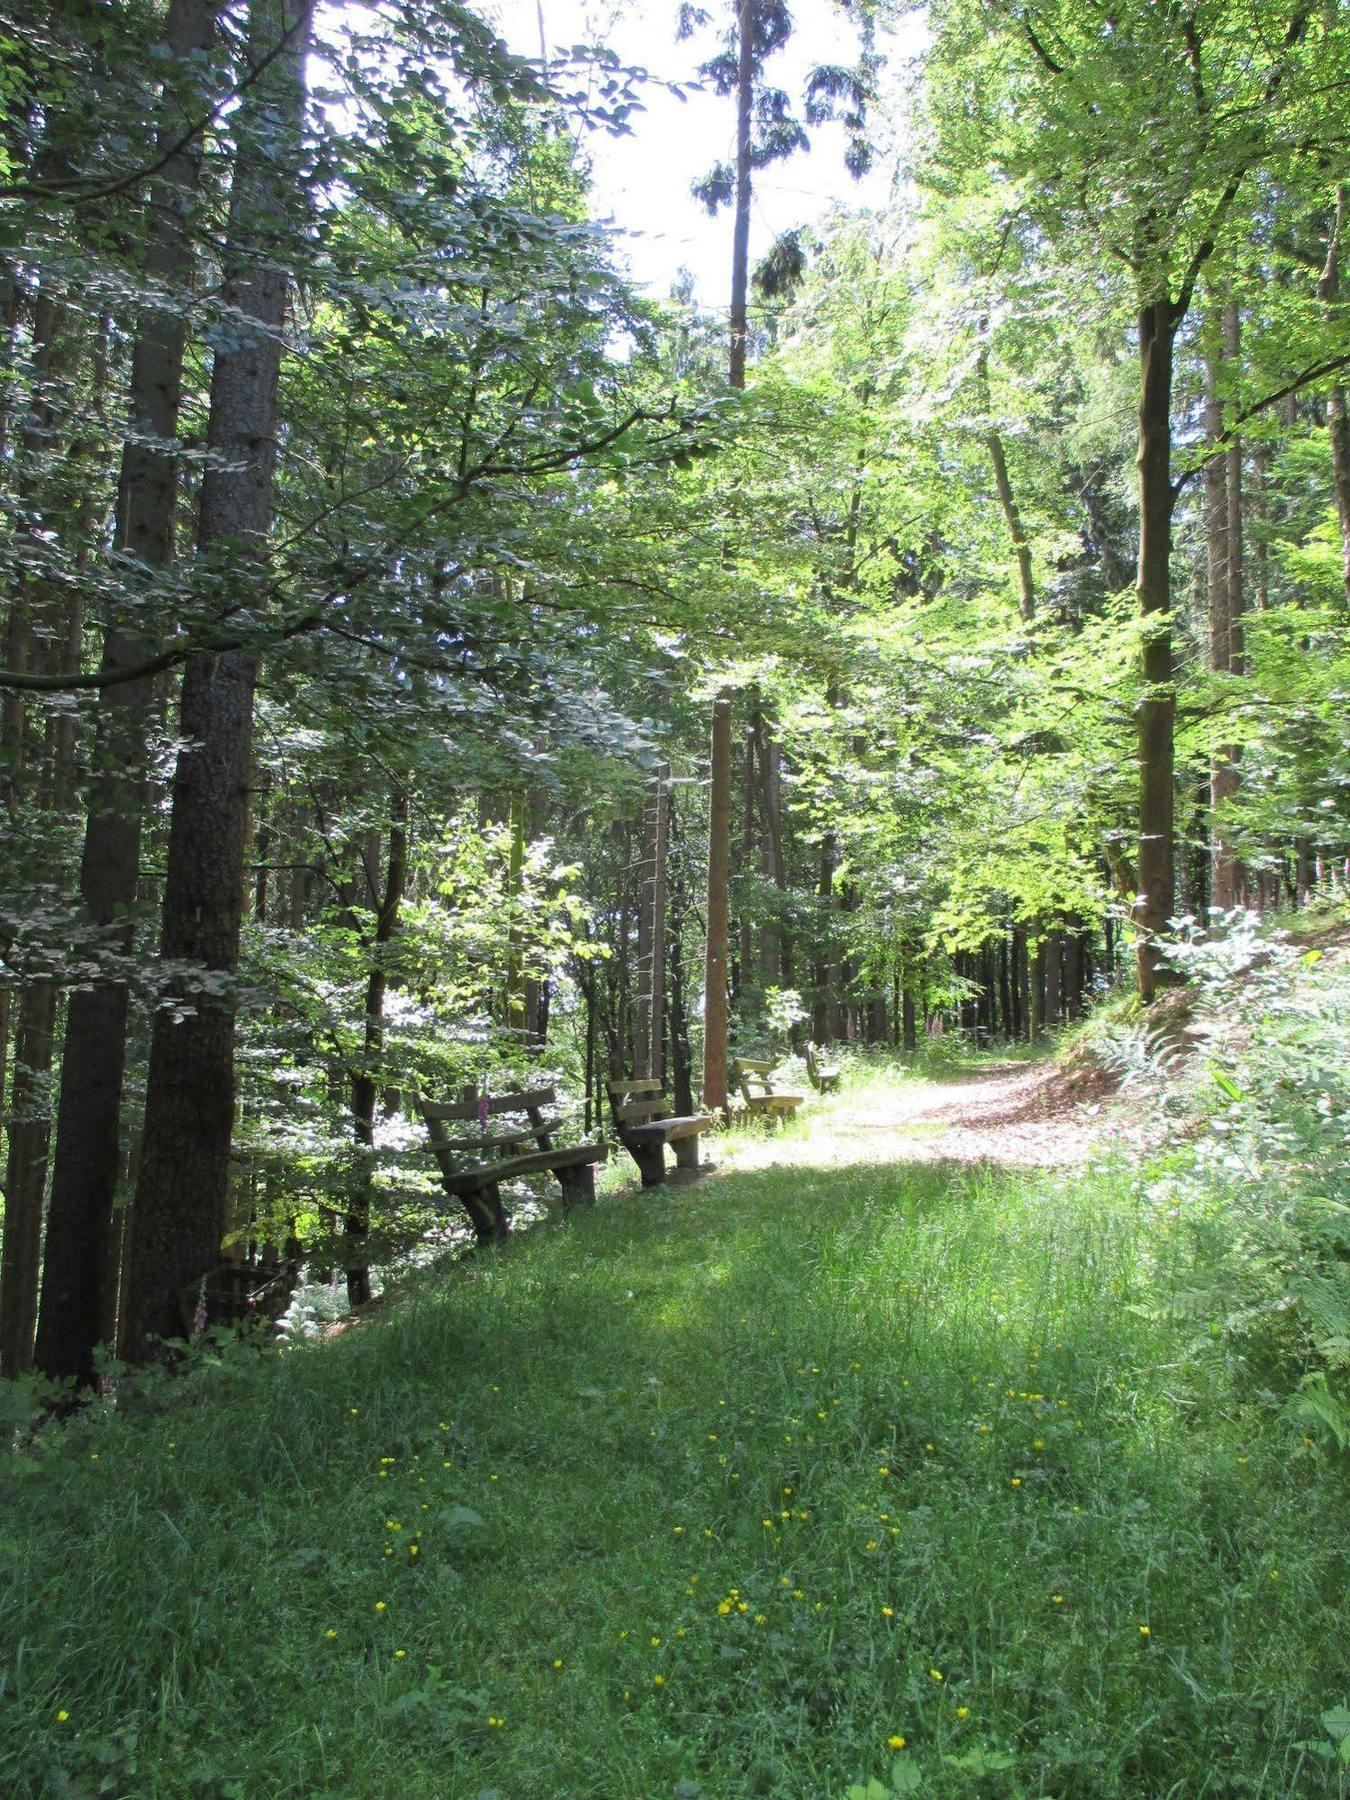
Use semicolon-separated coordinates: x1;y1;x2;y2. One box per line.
1105;917;1350;1447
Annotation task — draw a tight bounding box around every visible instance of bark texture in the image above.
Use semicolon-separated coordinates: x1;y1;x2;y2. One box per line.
1133;297;1180;999
1318;187;1350;604
702;693;733;1113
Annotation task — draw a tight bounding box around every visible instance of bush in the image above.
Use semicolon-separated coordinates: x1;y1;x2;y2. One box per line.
1110;915;1350;1447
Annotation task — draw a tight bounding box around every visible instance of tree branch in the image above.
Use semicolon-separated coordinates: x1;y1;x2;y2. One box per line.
1172;352;1350;493
0;7;315;209
1020;11;1065;75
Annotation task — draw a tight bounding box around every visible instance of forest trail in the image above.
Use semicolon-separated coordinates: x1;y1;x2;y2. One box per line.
722;1059;1121;1176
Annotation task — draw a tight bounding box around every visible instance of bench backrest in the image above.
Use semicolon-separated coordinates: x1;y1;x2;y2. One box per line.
419;1085;558;1176
731;1057;777;1100
606;1074;672;1129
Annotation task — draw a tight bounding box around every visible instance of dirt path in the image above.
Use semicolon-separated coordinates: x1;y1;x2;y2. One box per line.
725;1059;1124;1175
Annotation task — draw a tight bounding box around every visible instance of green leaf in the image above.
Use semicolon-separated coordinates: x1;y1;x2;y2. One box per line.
1321;1707;1350;1741
890;1751;922;1792
942;1748;1017;1775
1292;1740;1334;1761
1210;1066;1246;1102
438;1505;485;1535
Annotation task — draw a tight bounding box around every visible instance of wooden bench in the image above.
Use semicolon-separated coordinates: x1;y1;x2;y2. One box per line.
419;1085;608;1245
607;1076;714;1188
731;1057;805;1124
805;1042;840;1093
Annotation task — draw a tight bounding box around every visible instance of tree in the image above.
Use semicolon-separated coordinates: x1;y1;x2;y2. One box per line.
121;0;313;1357
35;0;223;1388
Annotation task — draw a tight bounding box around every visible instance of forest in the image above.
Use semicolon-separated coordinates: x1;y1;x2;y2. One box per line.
1;0;1349;1796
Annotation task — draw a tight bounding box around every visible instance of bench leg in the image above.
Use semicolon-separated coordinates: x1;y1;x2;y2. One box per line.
672;1135;701;1172
555;1163;596;1210
629;1141;667;1187
455;1184;509;1246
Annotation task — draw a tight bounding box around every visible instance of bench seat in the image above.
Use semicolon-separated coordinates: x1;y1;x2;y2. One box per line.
442;1142;609;1191
625;1114;713;1145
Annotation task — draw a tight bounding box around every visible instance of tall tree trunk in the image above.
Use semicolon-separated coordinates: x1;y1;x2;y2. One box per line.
504;790;526;1042
37;0;221;1386
977;345;1035;621
727;0;754;391
667;792;696;1116
703;692;734;1113
998;932;1014;1039
812;827;836;1042
1043;932;1062;1026
752;710;791;985
1133;297;1181;999
737;718;756;996
636;766;669;1083
1;990;59;1376
613;818;631;1072
1318;186;1350;604
1205;296;1245;913
702;0;754;1100
0;272;102;1373
2;312;113;1378
122;0;310;1358
1062;934;1083;1020
346;789;408;1308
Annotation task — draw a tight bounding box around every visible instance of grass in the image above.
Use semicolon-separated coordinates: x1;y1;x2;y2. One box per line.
2;1080;1347;1799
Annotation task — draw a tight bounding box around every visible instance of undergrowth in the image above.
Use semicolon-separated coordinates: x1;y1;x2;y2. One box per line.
2;1060;1348;1798
1098;916;1350;1450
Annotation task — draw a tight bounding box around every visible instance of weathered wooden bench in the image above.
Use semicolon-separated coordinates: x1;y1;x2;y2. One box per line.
731;1057;805;1123
607;1075;714;1188
805;1042;840;1093
419;1085;608;1245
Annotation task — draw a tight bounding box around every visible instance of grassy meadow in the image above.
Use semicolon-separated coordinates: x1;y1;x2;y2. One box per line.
2;1074;1347;1799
